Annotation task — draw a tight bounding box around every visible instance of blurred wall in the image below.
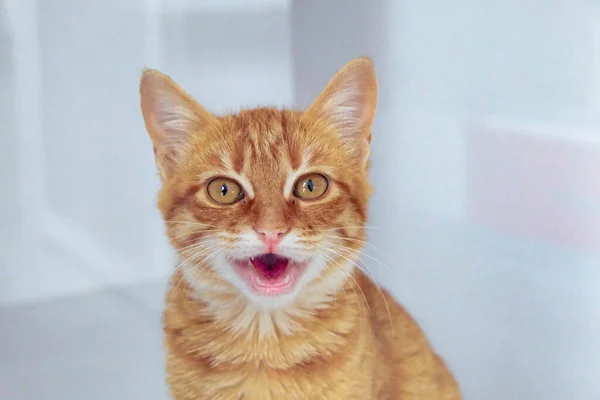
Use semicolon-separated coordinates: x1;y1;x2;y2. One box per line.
0;3;19;294
293;1;600;399
294;0;594;220
2;0;293;304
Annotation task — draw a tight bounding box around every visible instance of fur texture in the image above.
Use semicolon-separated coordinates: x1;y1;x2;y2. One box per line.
140;58;461;399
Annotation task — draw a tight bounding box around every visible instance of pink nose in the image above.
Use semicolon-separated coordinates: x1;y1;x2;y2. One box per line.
255;227;289;252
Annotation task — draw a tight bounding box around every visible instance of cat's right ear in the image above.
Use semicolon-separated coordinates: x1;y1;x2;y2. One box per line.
140;69;216;181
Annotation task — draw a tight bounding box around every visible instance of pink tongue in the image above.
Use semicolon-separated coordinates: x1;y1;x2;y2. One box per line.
251;254;289;280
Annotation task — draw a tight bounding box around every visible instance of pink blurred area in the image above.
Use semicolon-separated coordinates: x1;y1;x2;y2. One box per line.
468;120;600;252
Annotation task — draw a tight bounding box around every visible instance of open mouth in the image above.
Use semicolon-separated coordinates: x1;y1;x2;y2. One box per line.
233;254;306;296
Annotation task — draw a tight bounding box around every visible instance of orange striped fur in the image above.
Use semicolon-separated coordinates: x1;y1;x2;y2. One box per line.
140;58;461;399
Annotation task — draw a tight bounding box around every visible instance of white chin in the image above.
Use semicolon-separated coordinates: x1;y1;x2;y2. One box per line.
245;290;300;309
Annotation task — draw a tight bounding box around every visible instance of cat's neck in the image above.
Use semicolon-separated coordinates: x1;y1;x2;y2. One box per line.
163;270;370;370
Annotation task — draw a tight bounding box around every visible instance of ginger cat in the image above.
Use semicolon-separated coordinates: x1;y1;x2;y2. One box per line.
140;57;461;399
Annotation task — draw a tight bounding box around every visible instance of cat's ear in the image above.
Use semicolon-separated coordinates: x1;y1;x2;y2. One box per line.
140;69;216;181
304;57;377;163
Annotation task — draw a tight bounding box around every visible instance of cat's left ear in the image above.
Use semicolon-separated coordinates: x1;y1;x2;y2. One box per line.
304;57;377;164
140;69;217;181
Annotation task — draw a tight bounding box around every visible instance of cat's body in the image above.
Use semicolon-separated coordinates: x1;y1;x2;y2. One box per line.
140;58;460;399
164;269;458;399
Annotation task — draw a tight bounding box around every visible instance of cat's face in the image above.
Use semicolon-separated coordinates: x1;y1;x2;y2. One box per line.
141;58;377;308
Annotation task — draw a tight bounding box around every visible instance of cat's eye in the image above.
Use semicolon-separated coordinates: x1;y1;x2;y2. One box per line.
207;178;244;205
293;173;329;200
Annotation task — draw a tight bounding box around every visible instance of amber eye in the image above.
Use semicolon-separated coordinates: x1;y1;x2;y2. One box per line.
207;178;244;205
293;173;329;200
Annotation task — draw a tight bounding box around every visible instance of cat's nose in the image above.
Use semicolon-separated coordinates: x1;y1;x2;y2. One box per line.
254;226;290;253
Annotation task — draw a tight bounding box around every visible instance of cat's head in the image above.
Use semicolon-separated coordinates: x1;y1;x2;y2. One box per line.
140;58;377;309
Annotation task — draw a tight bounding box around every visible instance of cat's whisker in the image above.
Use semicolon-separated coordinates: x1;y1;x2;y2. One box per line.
323;226;378;232
176;239;222;254
173;247;224;298
321;249;370;312
322;265;340;309
324;247;395;335
324;241;392;273
328;243;387;284
319;252;365;328
167;230;224;244
319;254;353;311
322;234;393;266
167;243;221;285
168;229;224;242
167;249;205;285
325;243;378;280
180;241;224;261
180;248;227;310
326;246;383;287
164;220;219;228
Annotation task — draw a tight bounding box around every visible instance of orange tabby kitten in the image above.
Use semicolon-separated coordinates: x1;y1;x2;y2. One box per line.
140;58;461;399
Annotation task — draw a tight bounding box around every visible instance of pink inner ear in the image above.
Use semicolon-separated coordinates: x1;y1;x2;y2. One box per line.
306;59;377;152
315;84;374;163
141;69;218;181
323;86;365;133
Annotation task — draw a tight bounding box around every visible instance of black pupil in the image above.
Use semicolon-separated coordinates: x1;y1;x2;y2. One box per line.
221;183;228;196
307;179;314;192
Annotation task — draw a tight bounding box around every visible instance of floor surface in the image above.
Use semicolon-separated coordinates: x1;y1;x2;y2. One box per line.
0;281;170;400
